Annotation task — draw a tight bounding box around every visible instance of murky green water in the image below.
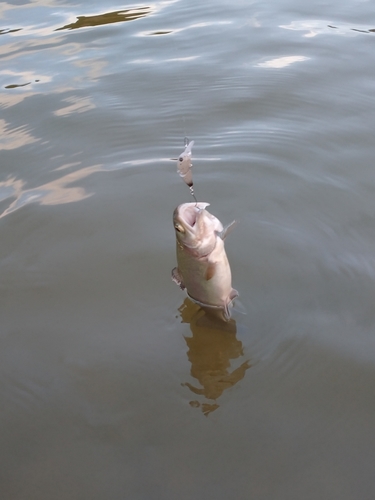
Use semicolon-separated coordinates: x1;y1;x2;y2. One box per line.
1;1;375;498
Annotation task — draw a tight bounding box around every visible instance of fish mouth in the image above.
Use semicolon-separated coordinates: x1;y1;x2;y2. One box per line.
183;206;198;227
177;202;210;228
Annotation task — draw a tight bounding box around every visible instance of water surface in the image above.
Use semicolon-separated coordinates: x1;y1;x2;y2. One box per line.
1;0;375;498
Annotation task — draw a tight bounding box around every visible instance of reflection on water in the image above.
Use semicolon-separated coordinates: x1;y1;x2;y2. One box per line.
5;82;31;89
257;56;309;69
1;69;50;95
0;28;22;35
137;21;231;38
281;20;375;38
55;7;152;31
179;298;251;416
149;30;173;36
0;165;102;218
0;118;39;150
54;95;96;117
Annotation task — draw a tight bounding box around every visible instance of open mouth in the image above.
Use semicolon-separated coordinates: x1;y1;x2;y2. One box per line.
179;202;209;228
183;206;198;227
173;203;210;235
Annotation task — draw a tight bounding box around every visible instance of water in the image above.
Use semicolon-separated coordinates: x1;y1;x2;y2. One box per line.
1;0;375;498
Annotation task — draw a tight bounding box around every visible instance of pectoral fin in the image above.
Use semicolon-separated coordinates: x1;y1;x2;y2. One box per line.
216;220;237;240
171;267;186;290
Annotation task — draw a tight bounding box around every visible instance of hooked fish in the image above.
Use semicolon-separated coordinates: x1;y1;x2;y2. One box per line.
177;139;197;202
172;202;238;320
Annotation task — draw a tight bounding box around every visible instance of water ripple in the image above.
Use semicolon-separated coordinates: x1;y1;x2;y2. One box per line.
53;95;96;116
136;20;232;37
281;19;375;37
0;119;39;150
257;55;309;69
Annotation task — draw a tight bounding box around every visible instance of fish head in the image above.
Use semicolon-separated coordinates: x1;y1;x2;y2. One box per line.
173;202;223;255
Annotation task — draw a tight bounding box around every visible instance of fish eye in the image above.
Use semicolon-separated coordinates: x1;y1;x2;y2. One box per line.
179;157;183;162
174;223;185;233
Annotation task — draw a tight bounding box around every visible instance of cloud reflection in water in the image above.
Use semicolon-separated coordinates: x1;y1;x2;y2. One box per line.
280;20;375;38
54;96;96;117
0;119;39;150
0;165;102;218
257;56;309;69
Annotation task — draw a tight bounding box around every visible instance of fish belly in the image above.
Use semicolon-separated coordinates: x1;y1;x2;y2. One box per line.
177;245;233;309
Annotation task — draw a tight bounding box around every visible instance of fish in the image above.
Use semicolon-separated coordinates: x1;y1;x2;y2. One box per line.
177;139;197;202
171;202;238;320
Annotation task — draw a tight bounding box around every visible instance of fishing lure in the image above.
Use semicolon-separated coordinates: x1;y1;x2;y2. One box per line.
177;138;197;203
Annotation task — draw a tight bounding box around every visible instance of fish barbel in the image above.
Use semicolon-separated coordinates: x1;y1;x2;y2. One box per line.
171;202;238;320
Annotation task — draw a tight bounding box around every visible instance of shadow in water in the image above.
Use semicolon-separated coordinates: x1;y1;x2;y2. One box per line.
55;7;151;31
179;298;251;416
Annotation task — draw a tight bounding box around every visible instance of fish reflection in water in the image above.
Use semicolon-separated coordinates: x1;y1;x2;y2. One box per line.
179;298;251;416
